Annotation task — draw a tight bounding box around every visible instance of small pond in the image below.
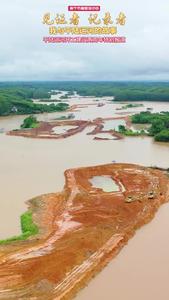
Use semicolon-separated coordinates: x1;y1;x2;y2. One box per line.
89;176;120;192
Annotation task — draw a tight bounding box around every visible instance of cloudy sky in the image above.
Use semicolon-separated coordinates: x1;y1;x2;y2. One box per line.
0;0;169;81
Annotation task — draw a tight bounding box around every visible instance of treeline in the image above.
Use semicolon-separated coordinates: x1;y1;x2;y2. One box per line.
0;86;69;116
1;81;169;101
132;112;169;142
1;81;169;115
0;86;50;99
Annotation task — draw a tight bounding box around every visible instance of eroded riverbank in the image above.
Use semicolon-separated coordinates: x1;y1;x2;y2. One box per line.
0;163;168;300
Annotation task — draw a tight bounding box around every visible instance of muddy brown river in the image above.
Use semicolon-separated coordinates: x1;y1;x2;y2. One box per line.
0;94;169;300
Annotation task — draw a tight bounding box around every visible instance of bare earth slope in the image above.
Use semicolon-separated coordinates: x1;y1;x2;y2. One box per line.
0;163;169;300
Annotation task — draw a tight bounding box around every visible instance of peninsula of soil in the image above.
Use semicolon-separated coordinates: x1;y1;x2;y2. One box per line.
0;163;168;300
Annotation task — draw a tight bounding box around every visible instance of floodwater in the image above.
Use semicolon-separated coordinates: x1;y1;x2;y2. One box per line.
131;123;151;132
89;176;119;192
103;119;126;131
94;133;117;139
0;94;169;300
52;125;77;135
76;203;169;300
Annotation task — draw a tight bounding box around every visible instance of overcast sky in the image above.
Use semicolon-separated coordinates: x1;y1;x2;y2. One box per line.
0;0;169;81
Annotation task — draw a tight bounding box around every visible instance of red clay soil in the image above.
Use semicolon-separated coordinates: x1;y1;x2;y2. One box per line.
7;120;91;140
87;117;130;140
7;116;128;141
0;163;169;300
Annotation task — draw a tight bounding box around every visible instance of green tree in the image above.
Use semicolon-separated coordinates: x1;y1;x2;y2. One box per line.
155;130;169;142
21;115;39;129
149;119;165;135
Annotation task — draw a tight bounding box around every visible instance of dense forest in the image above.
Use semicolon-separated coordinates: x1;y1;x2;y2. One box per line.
0;85;69;116
0;81;169;116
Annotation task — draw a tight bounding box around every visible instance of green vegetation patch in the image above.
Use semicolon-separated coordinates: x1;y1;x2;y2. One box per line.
120;103;144;110
131;111;169;142
21;115;39;129
154;130;169;142
0;211;39;245
0;85;69;116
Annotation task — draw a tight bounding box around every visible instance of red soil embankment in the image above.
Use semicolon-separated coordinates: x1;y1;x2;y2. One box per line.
7;120;90;140
0;163;169;300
